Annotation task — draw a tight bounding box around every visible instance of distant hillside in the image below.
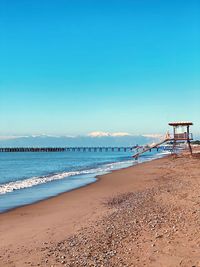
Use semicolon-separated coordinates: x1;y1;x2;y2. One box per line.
0;134;161;147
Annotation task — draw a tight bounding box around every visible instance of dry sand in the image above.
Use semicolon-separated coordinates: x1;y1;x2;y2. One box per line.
0;152;200;267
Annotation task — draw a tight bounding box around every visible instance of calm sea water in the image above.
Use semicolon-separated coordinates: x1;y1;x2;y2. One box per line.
0;150;169;212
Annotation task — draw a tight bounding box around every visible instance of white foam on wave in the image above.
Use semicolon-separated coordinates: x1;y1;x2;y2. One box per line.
0;171;80;194
156;150;171;156
0;160;134;195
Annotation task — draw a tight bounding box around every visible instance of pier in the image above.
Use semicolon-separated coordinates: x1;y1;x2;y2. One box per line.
0;146;141;153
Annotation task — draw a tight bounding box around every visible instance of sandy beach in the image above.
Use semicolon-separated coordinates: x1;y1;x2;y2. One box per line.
0;152;200;267
1;0;199;265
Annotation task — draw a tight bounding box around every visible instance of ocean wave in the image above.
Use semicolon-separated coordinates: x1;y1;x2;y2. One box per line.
0;151;168;195
0;160;134;195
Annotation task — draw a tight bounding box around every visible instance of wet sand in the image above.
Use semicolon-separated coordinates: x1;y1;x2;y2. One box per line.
0;152;200;266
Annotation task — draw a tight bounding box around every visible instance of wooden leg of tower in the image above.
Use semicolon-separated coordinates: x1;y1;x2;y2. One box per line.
172;140;176;154
188;140;193;156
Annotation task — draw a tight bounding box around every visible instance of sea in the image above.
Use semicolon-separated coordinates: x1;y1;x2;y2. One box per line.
0;149;170;213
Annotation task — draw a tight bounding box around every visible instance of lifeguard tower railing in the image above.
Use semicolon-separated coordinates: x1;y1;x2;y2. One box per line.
174;133;193;140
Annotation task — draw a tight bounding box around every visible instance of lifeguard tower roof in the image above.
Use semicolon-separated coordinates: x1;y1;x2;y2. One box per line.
168;121;193;126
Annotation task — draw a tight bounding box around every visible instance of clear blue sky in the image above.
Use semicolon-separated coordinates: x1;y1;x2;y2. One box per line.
0;0;199;136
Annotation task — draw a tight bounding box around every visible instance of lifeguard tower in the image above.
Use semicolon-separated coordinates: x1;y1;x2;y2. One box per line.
168;121;193;155
132;121;194;158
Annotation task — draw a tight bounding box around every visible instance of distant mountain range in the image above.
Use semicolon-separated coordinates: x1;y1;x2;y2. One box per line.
0;132;162;147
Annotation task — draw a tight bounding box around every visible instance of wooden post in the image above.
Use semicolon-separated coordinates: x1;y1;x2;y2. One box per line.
187;125;193;156
172;126;177;154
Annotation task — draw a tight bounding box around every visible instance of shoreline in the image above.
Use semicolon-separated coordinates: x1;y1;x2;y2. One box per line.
1;152;199;266
0;152;168;214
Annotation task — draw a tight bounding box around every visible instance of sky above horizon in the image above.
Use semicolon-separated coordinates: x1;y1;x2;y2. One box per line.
0;0;200;136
